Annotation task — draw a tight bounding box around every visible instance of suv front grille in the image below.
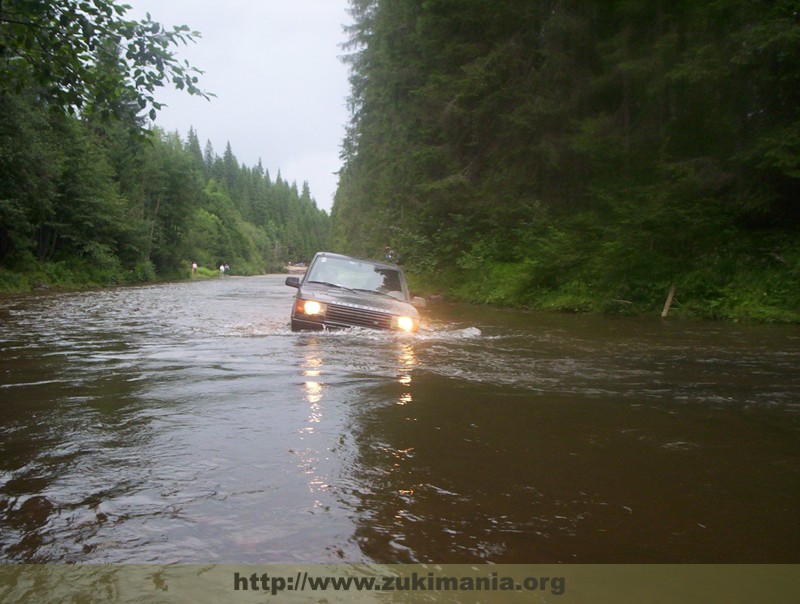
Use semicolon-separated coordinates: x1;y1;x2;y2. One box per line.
326;304;393;330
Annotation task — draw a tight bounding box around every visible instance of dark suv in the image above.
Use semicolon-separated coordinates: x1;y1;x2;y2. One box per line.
285;252;424;332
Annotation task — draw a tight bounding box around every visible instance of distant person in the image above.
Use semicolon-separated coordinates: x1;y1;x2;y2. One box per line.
191;262;198;276
219;264;225;276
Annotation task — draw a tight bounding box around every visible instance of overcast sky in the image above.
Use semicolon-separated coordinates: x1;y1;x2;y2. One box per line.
126;0;353;213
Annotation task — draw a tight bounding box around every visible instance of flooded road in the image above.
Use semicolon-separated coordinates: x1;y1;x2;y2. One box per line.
1;275;799;563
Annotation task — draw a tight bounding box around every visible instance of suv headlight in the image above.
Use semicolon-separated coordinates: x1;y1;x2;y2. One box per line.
296;299;327;317
392;315;417;332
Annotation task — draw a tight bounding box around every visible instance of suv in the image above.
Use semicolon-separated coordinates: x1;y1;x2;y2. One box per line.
285;252;424;332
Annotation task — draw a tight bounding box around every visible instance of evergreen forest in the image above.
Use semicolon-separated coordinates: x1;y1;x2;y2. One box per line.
3;0;799;322
332;0;800;321
0;0;328;291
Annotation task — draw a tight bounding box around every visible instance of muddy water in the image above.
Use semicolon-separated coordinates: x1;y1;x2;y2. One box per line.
0;275;798;563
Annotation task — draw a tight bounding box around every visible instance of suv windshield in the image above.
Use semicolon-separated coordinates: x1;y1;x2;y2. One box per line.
307;256;405;299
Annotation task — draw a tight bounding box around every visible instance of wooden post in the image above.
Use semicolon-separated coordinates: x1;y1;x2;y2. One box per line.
661;285;676;318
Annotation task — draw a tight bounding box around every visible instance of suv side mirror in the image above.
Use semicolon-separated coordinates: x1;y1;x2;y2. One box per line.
412;296;426;308
285;276;300;288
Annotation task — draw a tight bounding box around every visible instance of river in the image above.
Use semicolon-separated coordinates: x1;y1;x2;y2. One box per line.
1;275;798;563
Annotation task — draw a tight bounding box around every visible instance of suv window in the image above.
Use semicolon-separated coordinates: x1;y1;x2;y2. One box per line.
307;257;405;298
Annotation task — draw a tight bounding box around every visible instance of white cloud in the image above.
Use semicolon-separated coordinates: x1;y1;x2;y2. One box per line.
126;0;353;212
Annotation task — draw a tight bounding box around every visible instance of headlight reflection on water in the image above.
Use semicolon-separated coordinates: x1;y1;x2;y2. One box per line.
302;351;324;430
295;336;418;413
397;344;417;405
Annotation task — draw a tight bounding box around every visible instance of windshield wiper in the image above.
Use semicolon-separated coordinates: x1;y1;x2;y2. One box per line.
308;280;357;293
353;288;391;297
353;288;406;300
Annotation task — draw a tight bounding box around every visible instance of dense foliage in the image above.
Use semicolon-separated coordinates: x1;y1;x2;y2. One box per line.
0;1;328;291
0;0;210;126
332;0;800;321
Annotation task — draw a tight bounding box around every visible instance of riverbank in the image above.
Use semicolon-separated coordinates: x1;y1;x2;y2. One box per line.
0;260;149;294
4;257;797;324
0;260;286;295
407;260;800;324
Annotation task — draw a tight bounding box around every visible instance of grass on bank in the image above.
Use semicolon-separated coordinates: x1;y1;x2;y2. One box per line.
407;256;800;324
4;247;797;324
0;257;287;294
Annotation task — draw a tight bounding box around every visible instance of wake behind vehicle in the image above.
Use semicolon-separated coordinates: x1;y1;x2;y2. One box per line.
285;252;425;332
